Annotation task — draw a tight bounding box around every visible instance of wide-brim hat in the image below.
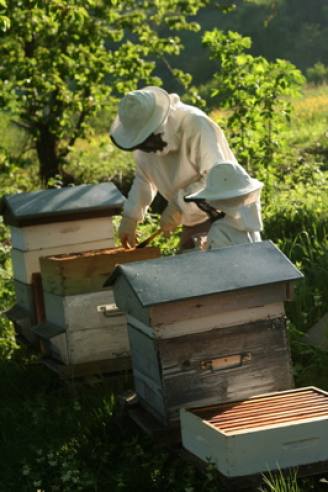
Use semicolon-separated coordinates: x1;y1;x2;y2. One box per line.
185;162;263;202
110;86;171;150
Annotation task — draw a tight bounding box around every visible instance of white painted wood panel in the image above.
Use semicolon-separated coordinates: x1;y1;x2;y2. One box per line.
43;289;124;331
46;322;129;365
127;303;285;340
67;324;130;364
10;217;114;251
181;387;328;477
11;237;115;284
149;283;288;327
46;333;69;364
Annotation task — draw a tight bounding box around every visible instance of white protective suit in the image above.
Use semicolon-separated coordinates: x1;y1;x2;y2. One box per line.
206;189;263;250
122;93;239;227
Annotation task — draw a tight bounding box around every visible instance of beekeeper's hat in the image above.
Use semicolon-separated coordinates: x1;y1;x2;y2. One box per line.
185;162;263;202
110;86;171;150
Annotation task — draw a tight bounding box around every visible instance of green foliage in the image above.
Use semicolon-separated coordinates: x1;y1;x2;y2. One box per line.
0;0;213;182
0;218;16;359
0;137;38;359
65;134;136;196
165;0;328;91
306;63;328;86
0;0;10;31
203;29;305;174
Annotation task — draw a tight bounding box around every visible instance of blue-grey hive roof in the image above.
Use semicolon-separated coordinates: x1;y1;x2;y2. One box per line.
108;241;303;307
0;182;125;226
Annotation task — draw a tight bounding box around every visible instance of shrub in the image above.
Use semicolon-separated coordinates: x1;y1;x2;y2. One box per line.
306;63;328;86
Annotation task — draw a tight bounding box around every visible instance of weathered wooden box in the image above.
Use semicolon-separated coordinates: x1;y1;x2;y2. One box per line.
39;246;160;296
35;246;161;368
109;241;303;425
1;182;125;343
180;387;328;477
1;182;125;285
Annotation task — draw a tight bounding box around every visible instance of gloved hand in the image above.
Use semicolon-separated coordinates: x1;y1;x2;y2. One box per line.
160;202;183;235
118;216;138;249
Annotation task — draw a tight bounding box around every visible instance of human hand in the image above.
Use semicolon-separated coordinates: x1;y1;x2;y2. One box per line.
160;202;182;235
118;216;138;248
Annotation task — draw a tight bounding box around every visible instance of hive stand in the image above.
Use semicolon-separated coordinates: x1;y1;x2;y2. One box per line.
1;182;124;345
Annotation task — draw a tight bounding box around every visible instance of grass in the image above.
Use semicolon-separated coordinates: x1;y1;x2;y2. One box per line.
0;84;328;491
260;469;301;492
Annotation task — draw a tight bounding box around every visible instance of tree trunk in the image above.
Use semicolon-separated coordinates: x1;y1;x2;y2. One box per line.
35;125;61;185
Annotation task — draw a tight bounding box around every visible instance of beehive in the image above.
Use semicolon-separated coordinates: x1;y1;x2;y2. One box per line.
1;182;124;343
108;240;303;426
35;246;161;370
180;387;328;477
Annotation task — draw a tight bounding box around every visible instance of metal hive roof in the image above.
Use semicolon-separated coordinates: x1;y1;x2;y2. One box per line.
108;241;303;307
0;182;125;226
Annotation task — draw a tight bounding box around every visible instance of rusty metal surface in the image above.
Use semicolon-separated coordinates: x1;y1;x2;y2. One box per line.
191;388;328;434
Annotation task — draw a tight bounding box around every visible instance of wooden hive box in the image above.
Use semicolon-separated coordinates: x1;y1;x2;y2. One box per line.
180;387;328;478
1;182;125;343
34;246;160;369
108;241;303;426
1;182;125;285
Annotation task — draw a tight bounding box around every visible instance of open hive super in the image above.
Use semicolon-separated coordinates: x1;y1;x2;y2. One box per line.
180;387;328;478
189;387;328;434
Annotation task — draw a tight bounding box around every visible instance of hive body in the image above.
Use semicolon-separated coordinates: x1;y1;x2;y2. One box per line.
110;241;303;425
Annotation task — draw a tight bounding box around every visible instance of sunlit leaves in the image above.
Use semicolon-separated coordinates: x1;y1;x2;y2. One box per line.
203;29;305;175
0;0;213;180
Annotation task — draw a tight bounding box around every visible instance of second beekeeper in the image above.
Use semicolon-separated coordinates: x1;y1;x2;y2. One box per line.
185;161;264;250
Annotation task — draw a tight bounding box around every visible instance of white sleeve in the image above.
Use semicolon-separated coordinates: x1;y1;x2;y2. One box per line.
123;160;158;222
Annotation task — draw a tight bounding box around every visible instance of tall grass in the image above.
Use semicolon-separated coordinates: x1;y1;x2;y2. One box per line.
260;469;301;492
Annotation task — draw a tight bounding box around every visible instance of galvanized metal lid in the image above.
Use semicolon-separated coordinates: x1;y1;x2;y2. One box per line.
0;182;125;226
108;241;303;307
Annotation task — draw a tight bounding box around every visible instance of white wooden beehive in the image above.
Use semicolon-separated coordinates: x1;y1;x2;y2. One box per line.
35;290;129;365
2;183;124;286
1;182;125;342
180;387;328;477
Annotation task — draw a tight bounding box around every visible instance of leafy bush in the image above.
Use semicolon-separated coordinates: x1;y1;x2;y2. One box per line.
306;63;328;86
65;134;135;196
203;29;304;174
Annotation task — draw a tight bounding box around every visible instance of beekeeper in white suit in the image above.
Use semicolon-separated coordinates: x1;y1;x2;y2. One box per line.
110;85;243;249
185;162;264;250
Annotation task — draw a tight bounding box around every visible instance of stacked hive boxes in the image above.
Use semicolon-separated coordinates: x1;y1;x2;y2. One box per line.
35;246;160;375
1;182;124;344
109;241;302;425
109;241;328;478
